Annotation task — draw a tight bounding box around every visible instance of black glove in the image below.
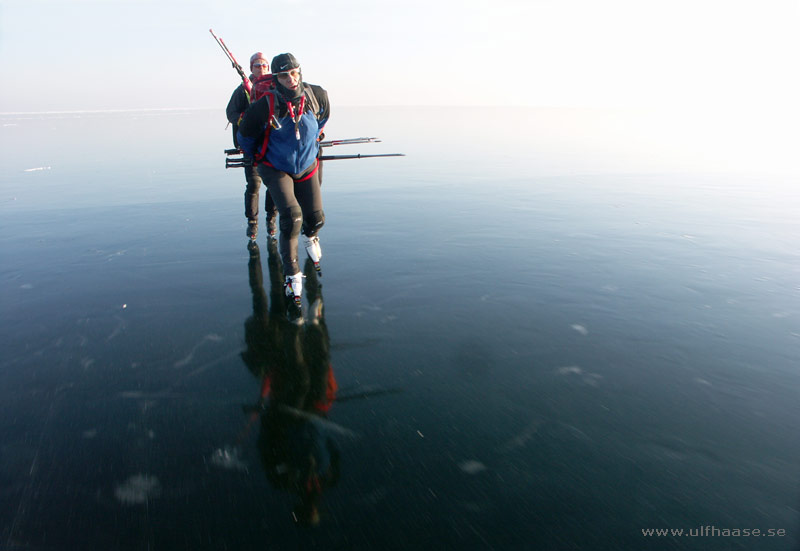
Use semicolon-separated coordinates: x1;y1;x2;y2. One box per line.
242;154;254;167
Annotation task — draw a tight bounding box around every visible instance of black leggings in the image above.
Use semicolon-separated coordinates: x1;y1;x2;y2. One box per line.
258;164;324;276
245;164;277;222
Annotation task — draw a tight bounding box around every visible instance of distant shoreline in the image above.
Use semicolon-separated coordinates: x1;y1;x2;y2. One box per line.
1;105;627;116
0;107;218;116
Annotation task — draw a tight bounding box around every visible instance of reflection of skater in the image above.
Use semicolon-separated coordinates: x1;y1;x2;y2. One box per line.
240;239;284;375
241;241;339;526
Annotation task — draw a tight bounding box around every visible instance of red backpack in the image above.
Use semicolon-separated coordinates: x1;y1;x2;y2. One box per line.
250;74;275;102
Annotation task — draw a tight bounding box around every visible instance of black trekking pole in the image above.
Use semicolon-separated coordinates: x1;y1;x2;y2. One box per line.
320;153;405;161
225;137;382;157
223;136;404;168
225;153;405;168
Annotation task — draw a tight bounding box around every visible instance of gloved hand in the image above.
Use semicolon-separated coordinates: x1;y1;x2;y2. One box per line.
242;154;254;168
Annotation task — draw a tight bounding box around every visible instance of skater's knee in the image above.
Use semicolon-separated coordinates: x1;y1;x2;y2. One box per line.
245;166;261;188
245;178;260;193
280;206;302;236
303;210;325;237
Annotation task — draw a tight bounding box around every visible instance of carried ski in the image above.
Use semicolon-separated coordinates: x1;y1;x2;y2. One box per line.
320;137;382;147
209;29;252;96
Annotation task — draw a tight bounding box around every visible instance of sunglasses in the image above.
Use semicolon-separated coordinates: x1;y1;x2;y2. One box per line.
252;62;268;68
276;69;301;78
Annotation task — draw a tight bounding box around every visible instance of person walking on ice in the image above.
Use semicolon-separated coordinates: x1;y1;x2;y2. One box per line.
226;52;279;240
237;53;330;309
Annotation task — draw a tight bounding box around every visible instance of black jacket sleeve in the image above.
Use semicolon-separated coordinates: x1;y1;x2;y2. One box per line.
226;84;250;147
226;84;249;125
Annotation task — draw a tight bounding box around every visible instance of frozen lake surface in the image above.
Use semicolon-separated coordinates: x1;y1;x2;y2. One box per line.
1;107;798;550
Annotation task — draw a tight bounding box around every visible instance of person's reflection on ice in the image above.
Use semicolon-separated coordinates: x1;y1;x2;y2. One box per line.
241;240;339;526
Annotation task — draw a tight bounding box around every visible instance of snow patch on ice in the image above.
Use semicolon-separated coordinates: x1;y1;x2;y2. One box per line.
557;365;603;386
174;334;223;367
571;324;589;335
498;419;543;452
114;474;161;505
210;447;248;472
459;460;487;474
557;366;583;375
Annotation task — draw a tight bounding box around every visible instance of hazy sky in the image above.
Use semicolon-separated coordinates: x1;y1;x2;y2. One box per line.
1;0;798;113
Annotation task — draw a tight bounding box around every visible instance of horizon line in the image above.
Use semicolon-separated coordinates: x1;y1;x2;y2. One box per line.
1;105;643;116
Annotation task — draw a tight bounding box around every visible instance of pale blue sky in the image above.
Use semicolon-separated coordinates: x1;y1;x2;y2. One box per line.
1;0;798;113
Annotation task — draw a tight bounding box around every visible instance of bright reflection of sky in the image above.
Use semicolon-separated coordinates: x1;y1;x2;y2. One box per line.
1;0;797;174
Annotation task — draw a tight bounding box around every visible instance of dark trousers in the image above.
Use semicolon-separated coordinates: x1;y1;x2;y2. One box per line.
258;164;324;276
245;164;277;222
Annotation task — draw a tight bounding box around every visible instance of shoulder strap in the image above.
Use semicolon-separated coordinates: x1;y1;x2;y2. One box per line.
303;87;321;119
254;92;276;162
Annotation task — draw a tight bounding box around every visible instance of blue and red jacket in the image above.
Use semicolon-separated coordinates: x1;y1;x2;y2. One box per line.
237;84;329;176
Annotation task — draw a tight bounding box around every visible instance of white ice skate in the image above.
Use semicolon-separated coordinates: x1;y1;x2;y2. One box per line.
303;235;322;275
284;272;304;308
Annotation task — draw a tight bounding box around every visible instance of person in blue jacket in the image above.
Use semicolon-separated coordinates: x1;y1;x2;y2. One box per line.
237;53;330;308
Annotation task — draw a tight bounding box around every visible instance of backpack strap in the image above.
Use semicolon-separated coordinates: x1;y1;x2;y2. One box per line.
254;91;276;163
303;86;321;121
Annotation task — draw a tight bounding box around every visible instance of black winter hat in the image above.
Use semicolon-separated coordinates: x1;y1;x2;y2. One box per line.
271;53;300;73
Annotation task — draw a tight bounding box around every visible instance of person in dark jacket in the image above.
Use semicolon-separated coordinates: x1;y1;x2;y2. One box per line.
226;52;278;240
237;53;330;307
